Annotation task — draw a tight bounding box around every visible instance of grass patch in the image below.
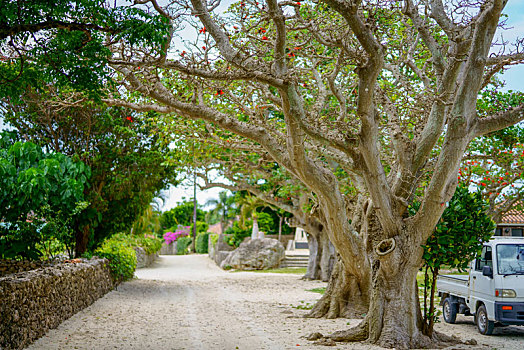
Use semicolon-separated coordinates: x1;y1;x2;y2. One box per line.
307;287;326;294
291;300;314;310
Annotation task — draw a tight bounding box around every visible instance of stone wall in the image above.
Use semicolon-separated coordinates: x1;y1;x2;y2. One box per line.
209;234;234;266
134;247;158;268
0;258;114;350
0;259;58;277
159;242;177;255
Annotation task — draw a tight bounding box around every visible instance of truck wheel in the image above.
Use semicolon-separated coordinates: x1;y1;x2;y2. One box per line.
475;304;494;335
442;298;457;323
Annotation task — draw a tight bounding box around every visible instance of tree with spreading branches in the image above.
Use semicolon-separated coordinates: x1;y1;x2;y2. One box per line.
6;0;524;347
101;0;524;346
160;118;338;281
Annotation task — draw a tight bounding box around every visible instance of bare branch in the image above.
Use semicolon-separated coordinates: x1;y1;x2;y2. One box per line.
474;103;524;137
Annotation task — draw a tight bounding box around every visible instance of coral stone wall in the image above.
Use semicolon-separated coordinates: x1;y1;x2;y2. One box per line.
134;247;158;268
0;258;114;350
0;260;57;277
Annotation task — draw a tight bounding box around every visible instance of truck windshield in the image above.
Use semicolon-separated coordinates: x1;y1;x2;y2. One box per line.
497;244;524;275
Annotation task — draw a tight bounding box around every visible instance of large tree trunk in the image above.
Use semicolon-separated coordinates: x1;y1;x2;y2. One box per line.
303;225;335;281
304;232;321;280
328;258;428;348
307;258;369;319
324;228;457;348
319;232;335;281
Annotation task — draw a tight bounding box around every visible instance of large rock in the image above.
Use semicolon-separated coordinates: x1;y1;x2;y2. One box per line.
215;251;232;267
210;234;235;266
220;238;285;270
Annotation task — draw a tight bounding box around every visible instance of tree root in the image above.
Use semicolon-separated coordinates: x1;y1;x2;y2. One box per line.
305;333;336;346
429;330;464;348
326;320;369;342
306;292;367;319
306;324;465;349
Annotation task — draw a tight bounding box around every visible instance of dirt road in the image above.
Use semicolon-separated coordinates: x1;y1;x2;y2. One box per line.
27;255;523;349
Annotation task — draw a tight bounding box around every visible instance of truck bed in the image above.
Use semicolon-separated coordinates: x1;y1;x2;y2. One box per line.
436;274;469;298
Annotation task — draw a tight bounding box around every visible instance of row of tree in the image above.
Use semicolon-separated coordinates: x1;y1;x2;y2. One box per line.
159;191;293;246
2;0;524;348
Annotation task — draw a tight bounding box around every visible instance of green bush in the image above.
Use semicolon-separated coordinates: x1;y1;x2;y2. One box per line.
135;235;163;254
256;212;274;234
93;233;162;281
108;232;162;254
95;238;137;282
196;232;209;254
209;233;218;247
176;236;192;255
190;221;209;234
224;221;251;247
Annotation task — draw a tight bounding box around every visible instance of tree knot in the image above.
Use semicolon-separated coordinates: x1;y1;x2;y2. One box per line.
375;238;396;256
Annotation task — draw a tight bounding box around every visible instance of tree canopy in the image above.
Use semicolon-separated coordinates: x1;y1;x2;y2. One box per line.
0;0;169;99
3;90;178;254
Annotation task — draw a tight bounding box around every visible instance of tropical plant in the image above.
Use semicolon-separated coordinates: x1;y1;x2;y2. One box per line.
163;226;190;245
0;132;90;260
224;221;251;247
131;204;163;237
417;185;495;336
205;191;236;233
237;193;269;239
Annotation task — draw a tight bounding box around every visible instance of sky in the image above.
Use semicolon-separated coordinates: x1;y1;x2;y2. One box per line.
1;1;524;211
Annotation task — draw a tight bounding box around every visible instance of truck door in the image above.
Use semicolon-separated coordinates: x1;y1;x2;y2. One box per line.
470;246;495;314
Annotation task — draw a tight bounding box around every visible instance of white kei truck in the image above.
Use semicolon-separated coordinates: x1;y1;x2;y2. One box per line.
436;237;524;335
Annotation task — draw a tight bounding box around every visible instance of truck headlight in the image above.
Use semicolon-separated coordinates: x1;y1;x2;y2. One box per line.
495;289;517;298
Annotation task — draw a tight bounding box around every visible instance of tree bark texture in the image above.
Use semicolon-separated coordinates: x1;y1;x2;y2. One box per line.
304;229;335;281
307;258;369;319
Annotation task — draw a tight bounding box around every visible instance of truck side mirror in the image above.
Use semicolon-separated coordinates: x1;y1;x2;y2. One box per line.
482;265;493;278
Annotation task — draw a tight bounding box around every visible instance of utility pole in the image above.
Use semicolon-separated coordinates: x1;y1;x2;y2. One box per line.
191;145;197;253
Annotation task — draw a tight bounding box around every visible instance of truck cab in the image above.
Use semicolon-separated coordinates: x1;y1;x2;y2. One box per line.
437;237;524;335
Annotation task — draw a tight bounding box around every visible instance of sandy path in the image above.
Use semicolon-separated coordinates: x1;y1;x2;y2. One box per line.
27;255;523;349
